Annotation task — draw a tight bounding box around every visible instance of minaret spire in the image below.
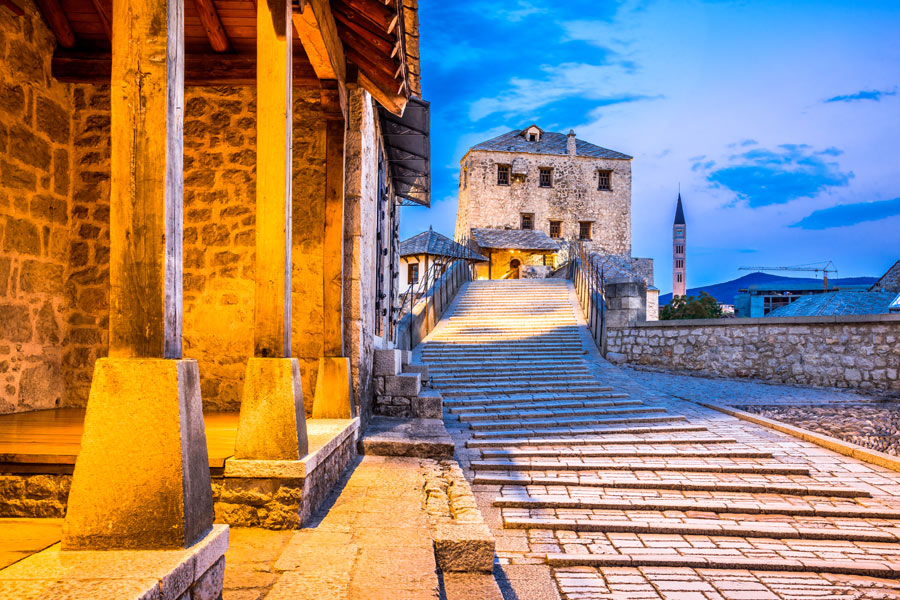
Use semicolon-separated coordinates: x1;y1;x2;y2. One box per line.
673;192;687;297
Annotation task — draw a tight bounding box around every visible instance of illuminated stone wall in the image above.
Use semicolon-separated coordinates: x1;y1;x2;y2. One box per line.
456;147;632;257
0;7;73;413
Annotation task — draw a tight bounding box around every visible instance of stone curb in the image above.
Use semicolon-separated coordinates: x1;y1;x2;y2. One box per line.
697;402;900;473
546;553;900;577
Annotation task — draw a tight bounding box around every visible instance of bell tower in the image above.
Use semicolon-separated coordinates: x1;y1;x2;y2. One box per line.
673;193;687;297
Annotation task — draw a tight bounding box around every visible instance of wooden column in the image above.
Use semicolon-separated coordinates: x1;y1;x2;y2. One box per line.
323;84;345;356
254;0;293;358
64;0;215;551
108;0;185;359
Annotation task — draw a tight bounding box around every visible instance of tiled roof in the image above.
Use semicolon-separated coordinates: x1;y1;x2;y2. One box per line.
470;130;632;160
400;229;487;261
589;253;654;288
766;291;896;317
470;228;560;251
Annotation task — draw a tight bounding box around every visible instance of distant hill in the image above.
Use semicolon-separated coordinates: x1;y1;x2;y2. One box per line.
658;272;878;306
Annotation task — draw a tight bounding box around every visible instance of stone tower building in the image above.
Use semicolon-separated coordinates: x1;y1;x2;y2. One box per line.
673;193;687;297
456;125;637;270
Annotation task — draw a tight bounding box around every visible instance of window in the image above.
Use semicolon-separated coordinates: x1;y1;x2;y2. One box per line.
676;273;683;283
521;213;534;230
529;133;537;142
597;170;612;191
539;168;552;188
408;263;419;285
579;221;592;240
675;244;684;254
497;164;510;186
549;220;562;238
675;227;684;238
675;259;684;269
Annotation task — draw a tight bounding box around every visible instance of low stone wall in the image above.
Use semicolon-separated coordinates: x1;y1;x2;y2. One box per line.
0;420;360;527
608;314;900;392
397;261;471;351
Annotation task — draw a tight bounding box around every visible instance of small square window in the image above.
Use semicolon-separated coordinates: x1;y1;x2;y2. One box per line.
408;263;419;285
521;213;534;230
497;164;510;186
579;221;592;240
539;168;552;188
597;170;612;191
529;133;537;142
549;221;561;239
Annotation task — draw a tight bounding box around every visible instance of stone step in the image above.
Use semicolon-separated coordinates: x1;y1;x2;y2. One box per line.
470;459;811;476
493;495;900;519
468;414;685;433
450;398;642;416
442;392;628;408
545;553;900;578
481;448;771;459
442;385;617;398
466;435;736;449
457;406;663;423
431;372;597;388
425;342;584;350
426;361;590;371
432;371;592;384
470;423;705;440
423;354;588;362
503;516;899;543
472;475;870;498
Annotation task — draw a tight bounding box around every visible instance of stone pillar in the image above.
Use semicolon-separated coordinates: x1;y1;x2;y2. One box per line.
313;83;354;419
62;0;215;550
234;0;309;460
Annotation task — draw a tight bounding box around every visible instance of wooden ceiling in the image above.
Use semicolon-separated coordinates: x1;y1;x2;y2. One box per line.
23;0;412;111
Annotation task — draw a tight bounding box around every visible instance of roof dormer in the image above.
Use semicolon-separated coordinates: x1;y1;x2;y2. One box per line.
522;124;543;143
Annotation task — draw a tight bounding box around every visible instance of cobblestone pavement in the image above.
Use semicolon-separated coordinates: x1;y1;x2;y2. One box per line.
423;280;900;600
625;367;884;406
223;455;442;600
737;404;900;457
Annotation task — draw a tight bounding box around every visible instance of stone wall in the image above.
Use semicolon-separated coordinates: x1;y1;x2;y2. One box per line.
456;148;632;257
343;86;378;426
0;6;72;413
607;315;900;392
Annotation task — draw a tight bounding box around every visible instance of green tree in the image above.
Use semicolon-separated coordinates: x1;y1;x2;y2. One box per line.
660;291;723;320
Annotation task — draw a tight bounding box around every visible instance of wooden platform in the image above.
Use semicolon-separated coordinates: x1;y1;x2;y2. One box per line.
0;519;62;570
0;408;239;472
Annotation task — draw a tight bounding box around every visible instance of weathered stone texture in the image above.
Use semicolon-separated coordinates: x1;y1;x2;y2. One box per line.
607;317;900;392
0;472;70;517
0;5;72;414
456;148;632;257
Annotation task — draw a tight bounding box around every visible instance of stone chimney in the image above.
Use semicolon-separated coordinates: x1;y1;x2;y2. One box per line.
567;130;577;157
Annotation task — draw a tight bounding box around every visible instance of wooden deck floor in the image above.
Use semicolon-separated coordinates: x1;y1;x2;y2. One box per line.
0;519;63;570
0;409;239;469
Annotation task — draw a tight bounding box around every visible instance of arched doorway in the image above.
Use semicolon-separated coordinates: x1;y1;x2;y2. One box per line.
509;258;521;279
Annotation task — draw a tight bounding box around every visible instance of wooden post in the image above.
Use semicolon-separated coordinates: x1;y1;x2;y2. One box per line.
254;0;293;358
63;0;216;551
322;85;345;357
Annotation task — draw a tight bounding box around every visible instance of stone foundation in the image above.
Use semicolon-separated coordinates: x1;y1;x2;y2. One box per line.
213;418;359;529
372;349;443;418
608;315;900;392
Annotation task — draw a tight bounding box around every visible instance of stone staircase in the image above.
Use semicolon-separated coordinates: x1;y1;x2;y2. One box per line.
422;279;900;599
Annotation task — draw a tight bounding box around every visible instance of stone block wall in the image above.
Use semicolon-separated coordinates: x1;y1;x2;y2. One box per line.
608;315;900;392
0;6;73;413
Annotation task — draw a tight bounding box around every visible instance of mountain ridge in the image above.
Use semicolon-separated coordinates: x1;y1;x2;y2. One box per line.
658;272;878;306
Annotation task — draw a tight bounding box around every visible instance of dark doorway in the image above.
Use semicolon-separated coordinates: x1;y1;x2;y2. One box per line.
509;258;521;279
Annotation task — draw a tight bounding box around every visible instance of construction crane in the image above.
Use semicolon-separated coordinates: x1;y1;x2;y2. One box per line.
738;261;838;290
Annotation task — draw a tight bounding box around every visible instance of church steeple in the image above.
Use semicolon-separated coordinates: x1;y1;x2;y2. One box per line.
672;192;687;297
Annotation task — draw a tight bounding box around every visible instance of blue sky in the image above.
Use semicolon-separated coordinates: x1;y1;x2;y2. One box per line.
399;0;900;294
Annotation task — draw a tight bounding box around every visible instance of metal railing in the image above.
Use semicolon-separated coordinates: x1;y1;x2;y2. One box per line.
569;242;607;355
395;238;476;348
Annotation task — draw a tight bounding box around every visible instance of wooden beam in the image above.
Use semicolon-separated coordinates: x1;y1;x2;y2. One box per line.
334;0;395;36
357;70;405;116
107;0;184;358
35;0;77;48
337;20;400;82
195;0;230;53
254;0;293;358
333;11;395;57
0;0;24;16
292;0;345;83
51;52;322;87
332;1;392;45
88;0;112;41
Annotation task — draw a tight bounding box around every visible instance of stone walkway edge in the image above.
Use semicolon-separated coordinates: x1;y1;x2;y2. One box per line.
700;401;900;472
